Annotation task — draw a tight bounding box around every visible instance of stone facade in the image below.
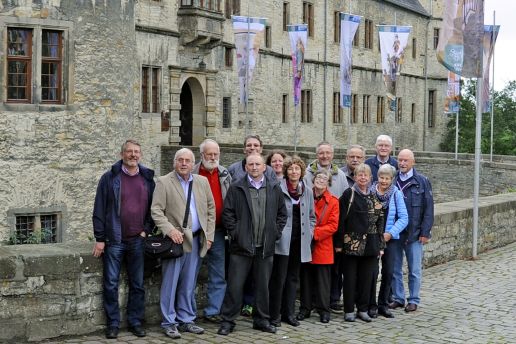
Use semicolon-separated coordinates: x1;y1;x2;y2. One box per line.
0;0;448;243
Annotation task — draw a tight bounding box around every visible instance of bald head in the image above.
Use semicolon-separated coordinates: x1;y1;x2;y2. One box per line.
398;149;415;173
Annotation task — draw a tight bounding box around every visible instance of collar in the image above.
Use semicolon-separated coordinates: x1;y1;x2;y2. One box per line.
199;163;218;175
376;155;390;164
175;172;193;183
122;164;139;176
399;168;414;181
247;174;265;189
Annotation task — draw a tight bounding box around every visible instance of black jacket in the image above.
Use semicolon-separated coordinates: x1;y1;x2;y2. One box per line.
222;175;287;257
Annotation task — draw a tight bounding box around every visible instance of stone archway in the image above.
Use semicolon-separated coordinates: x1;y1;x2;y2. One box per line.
179;77;205;146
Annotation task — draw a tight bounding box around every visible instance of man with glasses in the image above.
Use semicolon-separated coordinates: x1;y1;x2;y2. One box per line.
341;144;366;187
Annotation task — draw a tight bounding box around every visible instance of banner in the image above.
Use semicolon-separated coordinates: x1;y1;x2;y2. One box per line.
437;0;484;78
288;24;308;107
339;13;361;108
378;25;411;109
232;16;266;105
445;71;461;114
481;25;500;112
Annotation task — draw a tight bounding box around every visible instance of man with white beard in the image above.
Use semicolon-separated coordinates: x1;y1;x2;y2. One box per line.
193;139;232;321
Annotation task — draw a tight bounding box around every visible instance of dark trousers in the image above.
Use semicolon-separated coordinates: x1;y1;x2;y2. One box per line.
330;251;344;305
342;255;378;313
220;248;273;326
377;240;395;307
269;237;301;321
368;257;380;311
299;263;331;315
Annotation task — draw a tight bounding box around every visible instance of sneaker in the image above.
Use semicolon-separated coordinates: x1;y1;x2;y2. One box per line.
241;304;253;316
203;314;221;323
164;325;181;339
330;303;344;314
178;323;204;334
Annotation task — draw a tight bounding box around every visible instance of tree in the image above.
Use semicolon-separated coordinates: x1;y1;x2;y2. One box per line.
440;80;516;155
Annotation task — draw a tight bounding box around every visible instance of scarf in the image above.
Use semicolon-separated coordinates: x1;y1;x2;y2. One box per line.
352;183;370;196
371;182;395;209
287;179;303;201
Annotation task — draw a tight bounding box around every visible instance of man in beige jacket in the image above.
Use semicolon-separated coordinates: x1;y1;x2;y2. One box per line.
151;148;215;339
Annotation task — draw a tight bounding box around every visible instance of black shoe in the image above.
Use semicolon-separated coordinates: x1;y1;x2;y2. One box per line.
282;316;300;327
252;323;277;333
270;318;282;327
368;308;378;319
378;306;395;318
128;325;146;337
217;322;234;336
105;326;119;339
296;310;311;321
320;312;330;323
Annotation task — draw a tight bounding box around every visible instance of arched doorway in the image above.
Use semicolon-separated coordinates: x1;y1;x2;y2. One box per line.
179;77;205;146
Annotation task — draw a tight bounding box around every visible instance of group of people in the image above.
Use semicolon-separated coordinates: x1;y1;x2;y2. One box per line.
92;134;434;339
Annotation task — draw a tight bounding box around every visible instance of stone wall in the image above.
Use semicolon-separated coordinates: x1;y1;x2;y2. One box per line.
2;192;515;342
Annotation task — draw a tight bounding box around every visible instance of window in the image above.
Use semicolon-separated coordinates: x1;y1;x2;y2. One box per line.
283;2;290;31
265;26;272;48
377;96;385;123
396;97;402;123
333;92;343;123
412;38;417;59
181;0;221;11
303;2;314;38
433;28;440;49
11;213;61;245
301;89;312;123
364;19;373;49
141;66;161;113
428;90;435;127
411;102;416;123
282;94;288;123
334;12;341;43
222;97;231;128
362;95;370;123
225;0;240;18
225;47;233;67
351;94;358;123
353;26;359;47
6;27;65;104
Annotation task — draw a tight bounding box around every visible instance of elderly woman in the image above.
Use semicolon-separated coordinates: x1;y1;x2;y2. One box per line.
269;156;316;327
266;150;287;180
336;163;385;323
369;164;408;318
297;169;339;324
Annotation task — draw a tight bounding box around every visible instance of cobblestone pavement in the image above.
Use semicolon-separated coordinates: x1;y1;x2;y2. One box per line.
44;243;516;344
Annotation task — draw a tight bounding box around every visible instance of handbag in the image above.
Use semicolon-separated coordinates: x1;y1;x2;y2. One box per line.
144;180;193;259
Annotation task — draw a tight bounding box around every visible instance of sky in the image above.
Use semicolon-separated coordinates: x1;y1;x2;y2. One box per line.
484;0;516;90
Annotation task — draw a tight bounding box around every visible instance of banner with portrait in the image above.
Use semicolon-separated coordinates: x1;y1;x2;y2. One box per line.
378;25;411;109
481;25;499;113
437;0;484;78
445;71;461;114
232;16;266;105
339;13;361;108
288;24;308;107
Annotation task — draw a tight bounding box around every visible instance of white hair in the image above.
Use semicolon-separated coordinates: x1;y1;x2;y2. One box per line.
174;148;195;164
199;139;220;154
375;135;393;146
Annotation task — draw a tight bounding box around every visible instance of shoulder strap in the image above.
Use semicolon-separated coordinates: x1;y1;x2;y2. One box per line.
317;202;328;226
183;180;193;228
346;188;355;217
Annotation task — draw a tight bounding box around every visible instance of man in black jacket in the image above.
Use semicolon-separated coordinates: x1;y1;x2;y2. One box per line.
218;153;287;335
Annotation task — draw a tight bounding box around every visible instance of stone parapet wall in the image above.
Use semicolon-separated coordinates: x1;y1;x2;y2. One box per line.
2;193;516;342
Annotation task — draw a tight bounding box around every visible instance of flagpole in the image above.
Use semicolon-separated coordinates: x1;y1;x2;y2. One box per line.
455;78;461;160
245;2;250;137
489;11;496;162
392;13;397;156
472;76;483;259
294;104;298;152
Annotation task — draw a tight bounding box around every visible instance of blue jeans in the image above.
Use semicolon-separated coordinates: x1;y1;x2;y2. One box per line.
103;236;145;327
391;239;423;305
203;230;227;316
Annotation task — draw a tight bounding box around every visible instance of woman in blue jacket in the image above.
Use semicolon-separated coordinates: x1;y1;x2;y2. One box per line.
370;164;408;318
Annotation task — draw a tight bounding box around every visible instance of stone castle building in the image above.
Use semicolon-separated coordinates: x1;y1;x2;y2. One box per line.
0;0;447;243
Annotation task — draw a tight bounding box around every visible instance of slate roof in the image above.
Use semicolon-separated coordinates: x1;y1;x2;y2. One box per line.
383;0;430;17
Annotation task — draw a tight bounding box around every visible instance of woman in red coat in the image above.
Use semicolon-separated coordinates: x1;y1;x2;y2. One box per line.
297;169;340;323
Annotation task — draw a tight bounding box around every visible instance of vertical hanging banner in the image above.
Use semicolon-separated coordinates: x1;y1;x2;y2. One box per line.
445;71;461;114
288;24;308;107
232;16;266;105
437;0;484;78
378;25;411;109
481;24;500;112
340;13;361;108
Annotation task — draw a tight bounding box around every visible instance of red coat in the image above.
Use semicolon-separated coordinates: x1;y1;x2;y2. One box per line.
311;190;340;264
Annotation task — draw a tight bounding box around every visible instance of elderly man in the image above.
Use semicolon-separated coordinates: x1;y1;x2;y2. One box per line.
305;141;349;314
192;139;232;322
218;153;287;335
340;144;366;187
92;139;155;339
390;149;434;313
365;135;398;182
151;148;215;339
228;134;276;183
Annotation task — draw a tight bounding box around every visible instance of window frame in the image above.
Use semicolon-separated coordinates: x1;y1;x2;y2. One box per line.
428;90;436;128
222;96;232;128
224;46;233;68
303;2;314;38
282;93;288;123
333;91;343;123
412;38;417;59
283;2;290;31
265;25;272;49
433;28;440;50
351;94;358;123
377;96;385;123
411;102;416;123
362;94;370;123
334;11;341;43
141;65;161;113
301;89;312;123
8;206;66;245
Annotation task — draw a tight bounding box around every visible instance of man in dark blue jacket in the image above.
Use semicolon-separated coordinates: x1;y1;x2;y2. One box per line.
365;134;398;182
92;140;155;339
390;149;434;313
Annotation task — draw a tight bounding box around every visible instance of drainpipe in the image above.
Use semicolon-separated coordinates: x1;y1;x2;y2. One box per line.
323;0;328;141
423;0;432;151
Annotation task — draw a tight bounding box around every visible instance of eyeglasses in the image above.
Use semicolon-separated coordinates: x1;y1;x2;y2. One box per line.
315;175;329;181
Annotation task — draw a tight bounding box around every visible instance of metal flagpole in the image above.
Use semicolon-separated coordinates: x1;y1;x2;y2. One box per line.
294;104;298;152
489;11;496;162
392;13;397;155
455;78;461;160
245;1;250;137
472;76;483;259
